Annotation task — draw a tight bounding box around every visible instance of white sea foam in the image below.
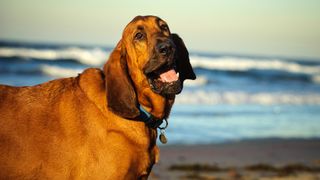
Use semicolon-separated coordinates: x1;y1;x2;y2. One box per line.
0;47;109;66
2;46;320;85
184;75;208;86
189;55;320;75
41;65;84;77
1;47;319;76
176;90;320;105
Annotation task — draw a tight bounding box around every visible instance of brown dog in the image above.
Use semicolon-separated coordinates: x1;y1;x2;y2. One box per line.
0;16;195;179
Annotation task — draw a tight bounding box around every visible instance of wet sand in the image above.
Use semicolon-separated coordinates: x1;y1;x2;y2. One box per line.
150;139;320;179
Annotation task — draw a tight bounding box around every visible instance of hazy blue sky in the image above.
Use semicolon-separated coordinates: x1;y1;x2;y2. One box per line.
1;0;319;59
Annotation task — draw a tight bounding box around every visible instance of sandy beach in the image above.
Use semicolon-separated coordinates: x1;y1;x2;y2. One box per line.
150;139;320;180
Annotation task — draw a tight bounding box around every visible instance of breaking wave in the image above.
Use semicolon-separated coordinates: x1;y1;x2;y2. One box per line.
1;47;319;75
41;65;84;77
0;47;109;66
190;56;320;75
176;90;320;105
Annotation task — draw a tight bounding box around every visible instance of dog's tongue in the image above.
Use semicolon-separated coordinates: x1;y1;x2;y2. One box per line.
159;69;179;83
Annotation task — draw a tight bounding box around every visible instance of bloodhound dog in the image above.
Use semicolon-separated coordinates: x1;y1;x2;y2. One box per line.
0;15;195;179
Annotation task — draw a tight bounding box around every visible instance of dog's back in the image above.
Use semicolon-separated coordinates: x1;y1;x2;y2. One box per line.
0;69;118;179
0;77;78;178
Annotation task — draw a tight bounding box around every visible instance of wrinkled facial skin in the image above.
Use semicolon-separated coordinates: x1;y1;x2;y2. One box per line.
122;16;181;96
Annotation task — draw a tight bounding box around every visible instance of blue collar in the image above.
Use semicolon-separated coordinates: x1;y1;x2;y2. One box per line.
138;105;165;129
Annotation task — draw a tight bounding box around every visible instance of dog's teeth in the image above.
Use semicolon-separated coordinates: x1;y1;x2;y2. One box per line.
177;72;180;78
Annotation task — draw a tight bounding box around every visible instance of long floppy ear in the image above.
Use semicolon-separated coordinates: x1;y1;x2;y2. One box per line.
171;33;196;83
103;41;139;119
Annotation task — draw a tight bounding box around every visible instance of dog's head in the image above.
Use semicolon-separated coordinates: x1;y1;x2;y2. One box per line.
104;16;196;118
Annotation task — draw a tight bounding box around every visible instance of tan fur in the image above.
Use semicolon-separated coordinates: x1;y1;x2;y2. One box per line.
0;16;195;179
0;68;157;179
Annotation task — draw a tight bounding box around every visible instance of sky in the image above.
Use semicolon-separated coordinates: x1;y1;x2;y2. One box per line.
0;0;320;59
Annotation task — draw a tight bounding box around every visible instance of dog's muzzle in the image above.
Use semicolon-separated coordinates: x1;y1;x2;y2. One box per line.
144;39;182;96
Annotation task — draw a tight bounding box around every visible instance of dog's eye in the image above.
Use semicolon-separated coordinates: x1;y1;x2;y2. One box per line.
135;32;144;40
160;24;169;31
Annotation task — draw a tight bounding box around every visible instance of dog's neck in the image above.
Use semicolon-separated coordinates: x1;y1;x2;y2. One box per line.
138;105;166;128
137;88;175;120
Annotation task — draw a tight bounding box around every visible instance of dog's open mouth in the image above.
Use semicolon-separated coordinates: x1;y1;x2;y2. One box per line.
159;68;179;83
146;65;182;95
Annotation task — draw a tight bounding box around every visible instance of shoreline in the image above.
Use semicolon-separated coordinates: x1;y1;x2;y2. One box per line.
151;138;320;179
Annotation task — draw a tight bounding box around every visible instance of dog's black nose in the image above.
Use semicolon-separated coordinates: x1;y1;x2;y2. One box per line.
157;42;172;56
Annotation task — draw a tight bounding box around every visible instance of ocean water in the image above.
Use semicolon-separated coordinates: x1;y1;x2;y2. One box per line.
1;41;320;144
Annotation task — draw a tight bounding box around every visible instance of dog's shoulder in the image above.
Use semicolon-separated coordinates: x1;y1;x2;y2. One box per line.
78;68;105;84
77;68;105;96
77;68;107;113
